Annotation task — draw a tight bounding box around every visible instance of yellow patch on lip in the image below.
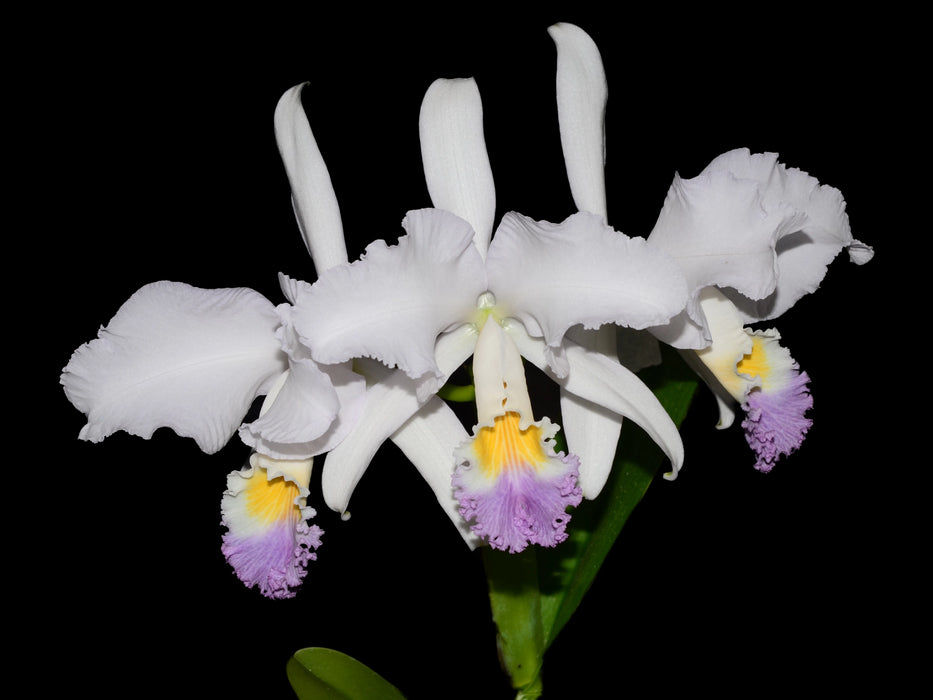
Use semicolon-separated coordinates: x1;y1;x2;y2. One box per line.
245;472;300;526
737;335;772;387
472;411;546;479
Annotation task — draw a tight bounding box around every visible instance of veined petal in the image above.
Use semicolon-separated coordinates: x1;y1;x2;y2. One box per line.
487;211;688;376
457;319;583;551
420;78;496;258
453;412;582;553
390;396;481;549
709;149;874;321
549;22;608;221
293;208;486;392
61;281;286;454
507;321;684;486
274;83;348;274
221;453;322;599
320;325;477;515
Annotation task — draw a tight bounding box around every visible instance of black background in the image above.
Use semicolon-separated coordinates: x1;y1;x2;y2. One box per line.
29;8;917;699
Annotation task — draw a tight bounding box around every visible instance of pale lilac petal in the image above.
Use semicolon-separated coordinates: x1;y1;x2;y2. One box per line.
741;349;813;473
390;396;481;548
221;454;322;599
274;83;347;273
61;281;286;454
293;208;486;393
488;211;688;376
320;325;477;515
549;22;607;220
419;78;496;257
507;322;684;488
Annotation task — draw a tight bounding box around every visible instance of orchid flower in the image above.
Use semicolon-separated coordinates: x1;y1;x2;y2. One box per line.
290;77;690;552
551;24;874;473
647;149;873;471
60;84;369;599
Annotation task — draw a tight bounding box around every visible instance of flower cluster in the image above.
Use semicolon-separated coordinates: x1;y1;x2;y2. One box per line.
60;24;872;598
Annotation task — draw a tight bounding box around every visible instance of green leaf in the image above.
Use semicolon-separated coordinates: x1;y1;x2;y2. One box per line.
287;647;406;700
481;547;546;693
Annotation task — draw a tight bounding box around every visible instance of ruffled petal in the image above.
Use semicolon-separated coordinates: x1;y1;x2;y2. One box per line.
739;331;813;472
507;322;684;487
647;153;807;348
549;22;608;220
240;298;367;459
419;78;496;258
390;395;481;548
220;453;322;599
293;208;486;393
61;281;286;454
456;319;582;551
274;83;348;274
487;211;688;376
691;287;813;470
320;325;477;515
453;412;582;553
657;148;873;325
238;358;365;460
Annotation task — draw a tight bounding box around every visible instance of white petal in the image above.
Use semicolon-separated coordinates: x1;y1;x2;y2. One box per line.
507;322;684;487
558;327;623;499
274;84;348;274
239;358;366;460
487;211;688;374
390;396;482;549
664;148;873;323
62;281;286;454
320;325;477;515
691;287;757;403
721;150;874;320
419;78;497;258
549;23;608;221
648;157;803;305
293;208;486;392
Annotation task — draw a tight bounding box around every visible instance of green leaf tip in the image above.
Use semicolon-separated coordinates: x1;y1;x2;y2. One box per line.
287;647;406;700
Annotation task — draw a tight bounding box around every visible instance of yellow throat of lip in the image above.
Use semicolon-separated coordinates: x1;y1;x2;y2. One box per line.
472;411;546;479
736;335;772;387
245;472;301;526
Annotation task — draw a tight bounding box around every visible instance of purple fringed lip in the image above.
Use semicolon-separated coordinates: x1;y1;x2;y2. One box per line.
454;440;583;553
741;369;813;473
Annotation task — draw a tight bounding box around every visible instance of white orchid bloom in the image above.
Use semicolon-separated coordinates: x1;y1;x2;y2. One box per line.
291;77;690;553
60;84;369;599
548;24;874;473
646;148;873;471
